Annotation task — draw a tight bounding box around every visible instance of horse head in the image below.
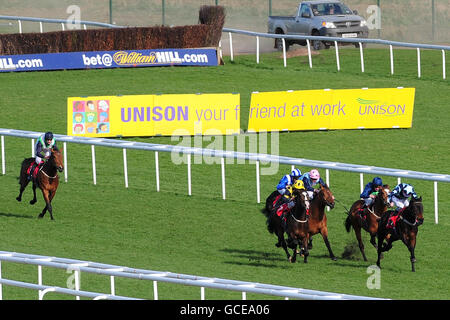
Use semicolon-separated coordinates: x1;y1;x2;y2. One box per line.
291;188;308;209
319;184;335;209
50;147;64;172
410;196;424;225
377;185;391;208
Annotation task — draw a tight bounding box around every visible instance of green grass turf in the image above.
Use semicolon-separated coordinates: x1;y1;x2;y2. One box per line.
0;47;449;299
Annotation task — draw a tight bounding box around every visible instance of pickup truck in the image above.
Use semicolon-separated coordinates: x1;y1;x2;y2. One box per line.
268;1;369;51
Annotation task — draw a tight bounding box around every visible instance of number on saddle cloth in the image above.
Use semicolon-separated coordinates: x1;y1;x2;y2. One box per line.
272;194;282;208
386;211;400;229
27;161;43;179
357;207;367;220
276;203;289;217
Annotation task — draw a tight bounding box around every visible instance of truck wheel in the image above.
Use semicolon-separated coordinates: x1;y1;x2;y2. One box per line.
275;32;290;52
275;38;290;52
312;31;324;50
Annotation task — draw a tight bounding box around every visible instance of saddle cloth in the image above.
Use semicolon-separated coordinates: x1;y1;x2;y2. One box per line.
386;211;402;229
27;162;42;179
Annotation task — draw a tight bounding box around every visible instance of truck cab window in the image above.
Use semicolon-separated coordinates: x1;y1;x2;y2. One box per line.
299;4;311;18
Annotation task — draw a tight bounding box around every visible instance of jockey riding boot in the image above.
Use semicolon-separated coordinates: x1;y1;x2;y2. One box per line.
281;213;288;231
275;195;289;210
28;163;37;180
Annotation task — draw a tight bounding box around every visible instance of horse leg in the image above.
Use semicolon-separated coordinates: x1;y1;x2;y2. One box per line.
377;233;394;268
47;189;57;220
281;236;291;262
47;202;54;220
302;235;309;263
403;232;417;272
381;235;394;252
370;233;383;259
16;164;30;202
354;225;368;262
45;190;55;220
409;245;416;272
38;190;50;219
16;179;29;202
370;234;377;249
376;232;384;268
289;239;297;263
320;227;337;261
275;227;290;261
30;182;37;205
38;204;48;219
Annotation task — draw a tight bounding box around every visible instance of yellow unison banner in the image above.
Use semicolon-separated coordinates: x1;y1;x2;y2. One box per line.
68;93;240;137
247;88;415;132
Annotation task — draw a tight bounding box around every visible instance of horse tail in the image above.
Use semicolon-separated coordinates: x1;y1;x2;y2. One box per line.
261;207;270;218
18;158;33;183
345;214;352;233
261;207;275;234
344;201;362;233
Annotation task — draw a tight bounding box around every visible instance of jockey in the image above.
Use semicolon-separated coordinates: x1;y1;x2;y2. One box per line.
386;183;418;231
28;132;57;180
360;177;383;208
275;168;302;206
388;183;419;212
301;169;326;200
285;179;307;209
278;179;307;229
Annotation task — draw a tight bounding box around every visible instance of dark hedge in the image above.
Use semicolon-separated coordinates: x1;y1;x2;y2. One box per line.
0;5;225;55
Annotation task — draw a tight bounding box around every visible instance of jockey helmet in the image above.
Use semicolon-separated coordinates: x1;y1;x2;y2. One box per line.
44;132;54;141
309;169;320;180
290;168;302;178
284;186;293;199
293;180;305;190
403;185;414;197
372;177;383;187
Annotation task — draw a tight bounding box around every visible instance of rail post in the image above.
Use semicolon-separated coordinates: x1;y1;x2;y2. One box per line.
91;145;96;185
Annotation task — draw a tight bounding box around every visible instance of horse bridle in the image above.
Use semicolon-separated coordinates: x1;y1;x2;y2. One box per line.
321;190;335;208
369;191;389;219
289;191;309;224
40;169;58;179
39;152;60;179
400;201;423;226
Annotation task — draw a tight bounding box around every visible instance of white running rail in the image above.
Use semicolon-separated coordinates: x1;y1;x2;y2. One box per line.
1;128;448;224
0;251;386;300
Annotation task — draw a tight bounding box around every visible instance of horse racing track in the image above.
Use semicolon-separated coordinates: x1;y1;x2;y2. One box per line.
0;48;449;300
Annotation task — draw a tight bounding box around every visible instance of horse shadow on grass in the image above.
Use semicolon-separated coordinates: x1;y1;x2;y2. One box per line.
220;248;290;269
0;211;34;220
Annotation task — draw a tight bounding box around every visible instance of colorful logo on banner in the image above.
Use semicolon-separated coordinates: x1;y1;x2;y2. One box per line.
72;99;111;135
68;93;240;137
247;88;415;132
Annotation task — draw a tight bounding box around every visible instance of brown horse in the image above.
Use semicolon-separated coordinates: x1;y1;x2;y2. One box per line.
262;188;310;263
376;196;424;272
307;184;337;261
285;189;310;263
16;147;64;220
345;185;391;261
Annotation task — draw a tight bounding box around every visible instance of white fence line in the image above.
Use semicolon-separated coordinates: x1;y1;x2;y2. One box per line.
1;128;449;224
0;251;385;300
0;15;448;80
0;15;120;33
221;28;449;79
